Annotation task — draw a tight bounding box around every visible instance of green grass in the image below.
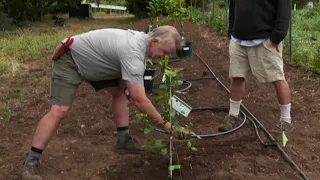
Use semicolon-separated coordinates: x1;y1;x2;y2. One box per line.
284;4;320;73
0;29;75;75
188;3;227;35
0;16;137;76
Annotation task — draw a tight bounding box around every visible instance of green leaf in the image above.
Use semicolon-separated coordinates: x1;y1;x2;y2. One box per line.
169;108;176;118
174;68;184;73
147;58;153;65
183;129;190;134
158;84;167;89
161;148;168;156
143;119;150;127
135;114;147;118
191;132;202;139
164;69;172;76
187;141;192;148
144;128;152;134
190;147;198;152
156;89;165;95
175;80;183;86
144;140;155;151
158;57;169;71
155;95;166;103
155;139;164;149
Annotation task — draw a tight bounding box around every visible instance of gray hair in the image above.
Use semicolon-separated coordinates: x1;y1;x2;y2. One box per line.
147;25;185;49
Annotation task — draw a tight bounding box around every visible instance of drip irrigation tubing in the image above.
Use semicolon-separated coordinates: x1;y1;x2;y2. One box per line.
153;81;192;94
150;53;309;179
155;107;247;138
193;52;309;180
169;57;183;62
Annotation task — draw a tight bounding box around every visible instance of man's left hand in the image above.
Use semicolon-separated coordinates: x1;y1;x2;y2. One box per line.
162;122;188;140
270;40;280;53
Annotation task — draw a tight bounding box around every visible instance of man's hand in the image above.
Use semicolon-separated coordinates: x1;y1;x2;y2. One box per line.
162;122;188;140
270;40;280;53
125;81;188;140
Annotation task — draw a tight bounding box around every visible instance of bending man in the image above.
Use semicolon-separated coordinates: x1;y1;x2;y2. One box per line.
22;25;185;180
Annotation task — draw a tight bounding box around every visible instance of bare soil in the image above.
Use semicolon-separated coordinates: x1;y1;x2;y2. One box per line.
0;18;319;180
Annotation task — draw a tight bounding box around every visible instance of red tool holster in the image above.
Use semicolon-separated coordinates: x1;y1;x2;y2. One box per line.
52;37;74;61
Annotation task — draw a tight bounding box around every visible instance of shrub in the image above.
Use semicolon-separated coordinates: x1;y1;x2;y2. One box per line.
0;12;15;31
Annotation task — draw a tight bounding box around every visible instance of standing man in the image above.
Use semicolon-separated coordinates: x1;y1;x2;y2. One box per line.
22;25;186;180
219;0;293;132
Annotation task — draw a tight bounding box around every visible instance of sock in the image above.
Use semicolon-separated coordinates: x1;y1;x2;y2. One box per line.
27;146;43;160
280;103;291;123
229;98;242;117
117;126;129;143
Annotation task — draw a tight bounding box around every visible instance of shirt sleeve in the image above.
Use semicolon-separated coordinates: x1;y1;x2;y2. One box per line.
228;0;235;39
270;0;291;44
120;50;145;86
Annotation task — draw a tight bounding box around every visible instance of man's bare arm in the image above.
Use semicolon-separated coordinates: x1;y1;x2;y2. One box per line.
126;81;170;129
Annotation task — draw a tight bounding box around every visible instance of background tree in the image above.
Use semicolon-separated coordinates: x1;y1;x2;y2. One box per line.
1;0;81;24
125;0;150;18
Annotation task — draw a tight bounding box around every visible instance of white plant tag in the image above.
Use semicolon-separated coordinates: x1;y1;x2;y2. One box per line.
170;95;192;117
183;47;190;51
144;76;152;80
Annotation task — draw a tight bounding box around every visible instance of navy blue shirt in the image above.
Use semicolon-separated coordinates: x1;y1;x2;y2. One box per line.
228;0;291;44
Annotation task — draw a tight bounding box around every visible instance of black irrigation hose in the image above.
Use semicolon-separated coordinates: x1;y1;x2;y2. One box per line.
182;77;216;81
152;81;193;95
246;116;275;147
177;81;193;93
150;54;308;179
169;57;182;62
153;78;247;138
155;107;247;138
193;52;309;180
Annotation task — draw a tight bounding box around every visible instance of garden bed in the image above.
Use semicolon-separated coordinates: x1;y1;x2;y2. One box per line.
0;19;319;180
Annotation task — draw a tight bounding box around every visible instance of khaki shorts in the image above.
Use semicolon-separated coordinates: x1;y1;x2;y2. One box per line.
229;39;285;83
49;52;119;106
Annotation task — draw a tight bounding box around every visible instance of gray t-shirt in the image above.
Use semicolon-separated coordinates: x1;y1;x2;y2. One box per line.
69;28;148;86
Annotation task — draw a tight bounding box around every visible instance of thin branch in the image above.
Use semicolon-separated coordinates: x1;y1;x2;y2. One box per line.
174;141;183;180
169;74;173;178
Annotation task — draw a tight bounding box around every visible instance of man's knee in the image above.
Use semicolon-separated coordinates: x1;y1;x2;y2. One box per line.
231;77;245;84
273;80;290;91
113;93;128;102
273;80;288;86
50;105;70;119
107;87;127;99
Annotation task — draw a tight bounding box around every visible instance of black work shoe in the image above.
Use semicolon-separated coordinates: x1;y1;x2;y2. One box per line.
116;135;144;155
218;115;241;132
21;158;42;180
